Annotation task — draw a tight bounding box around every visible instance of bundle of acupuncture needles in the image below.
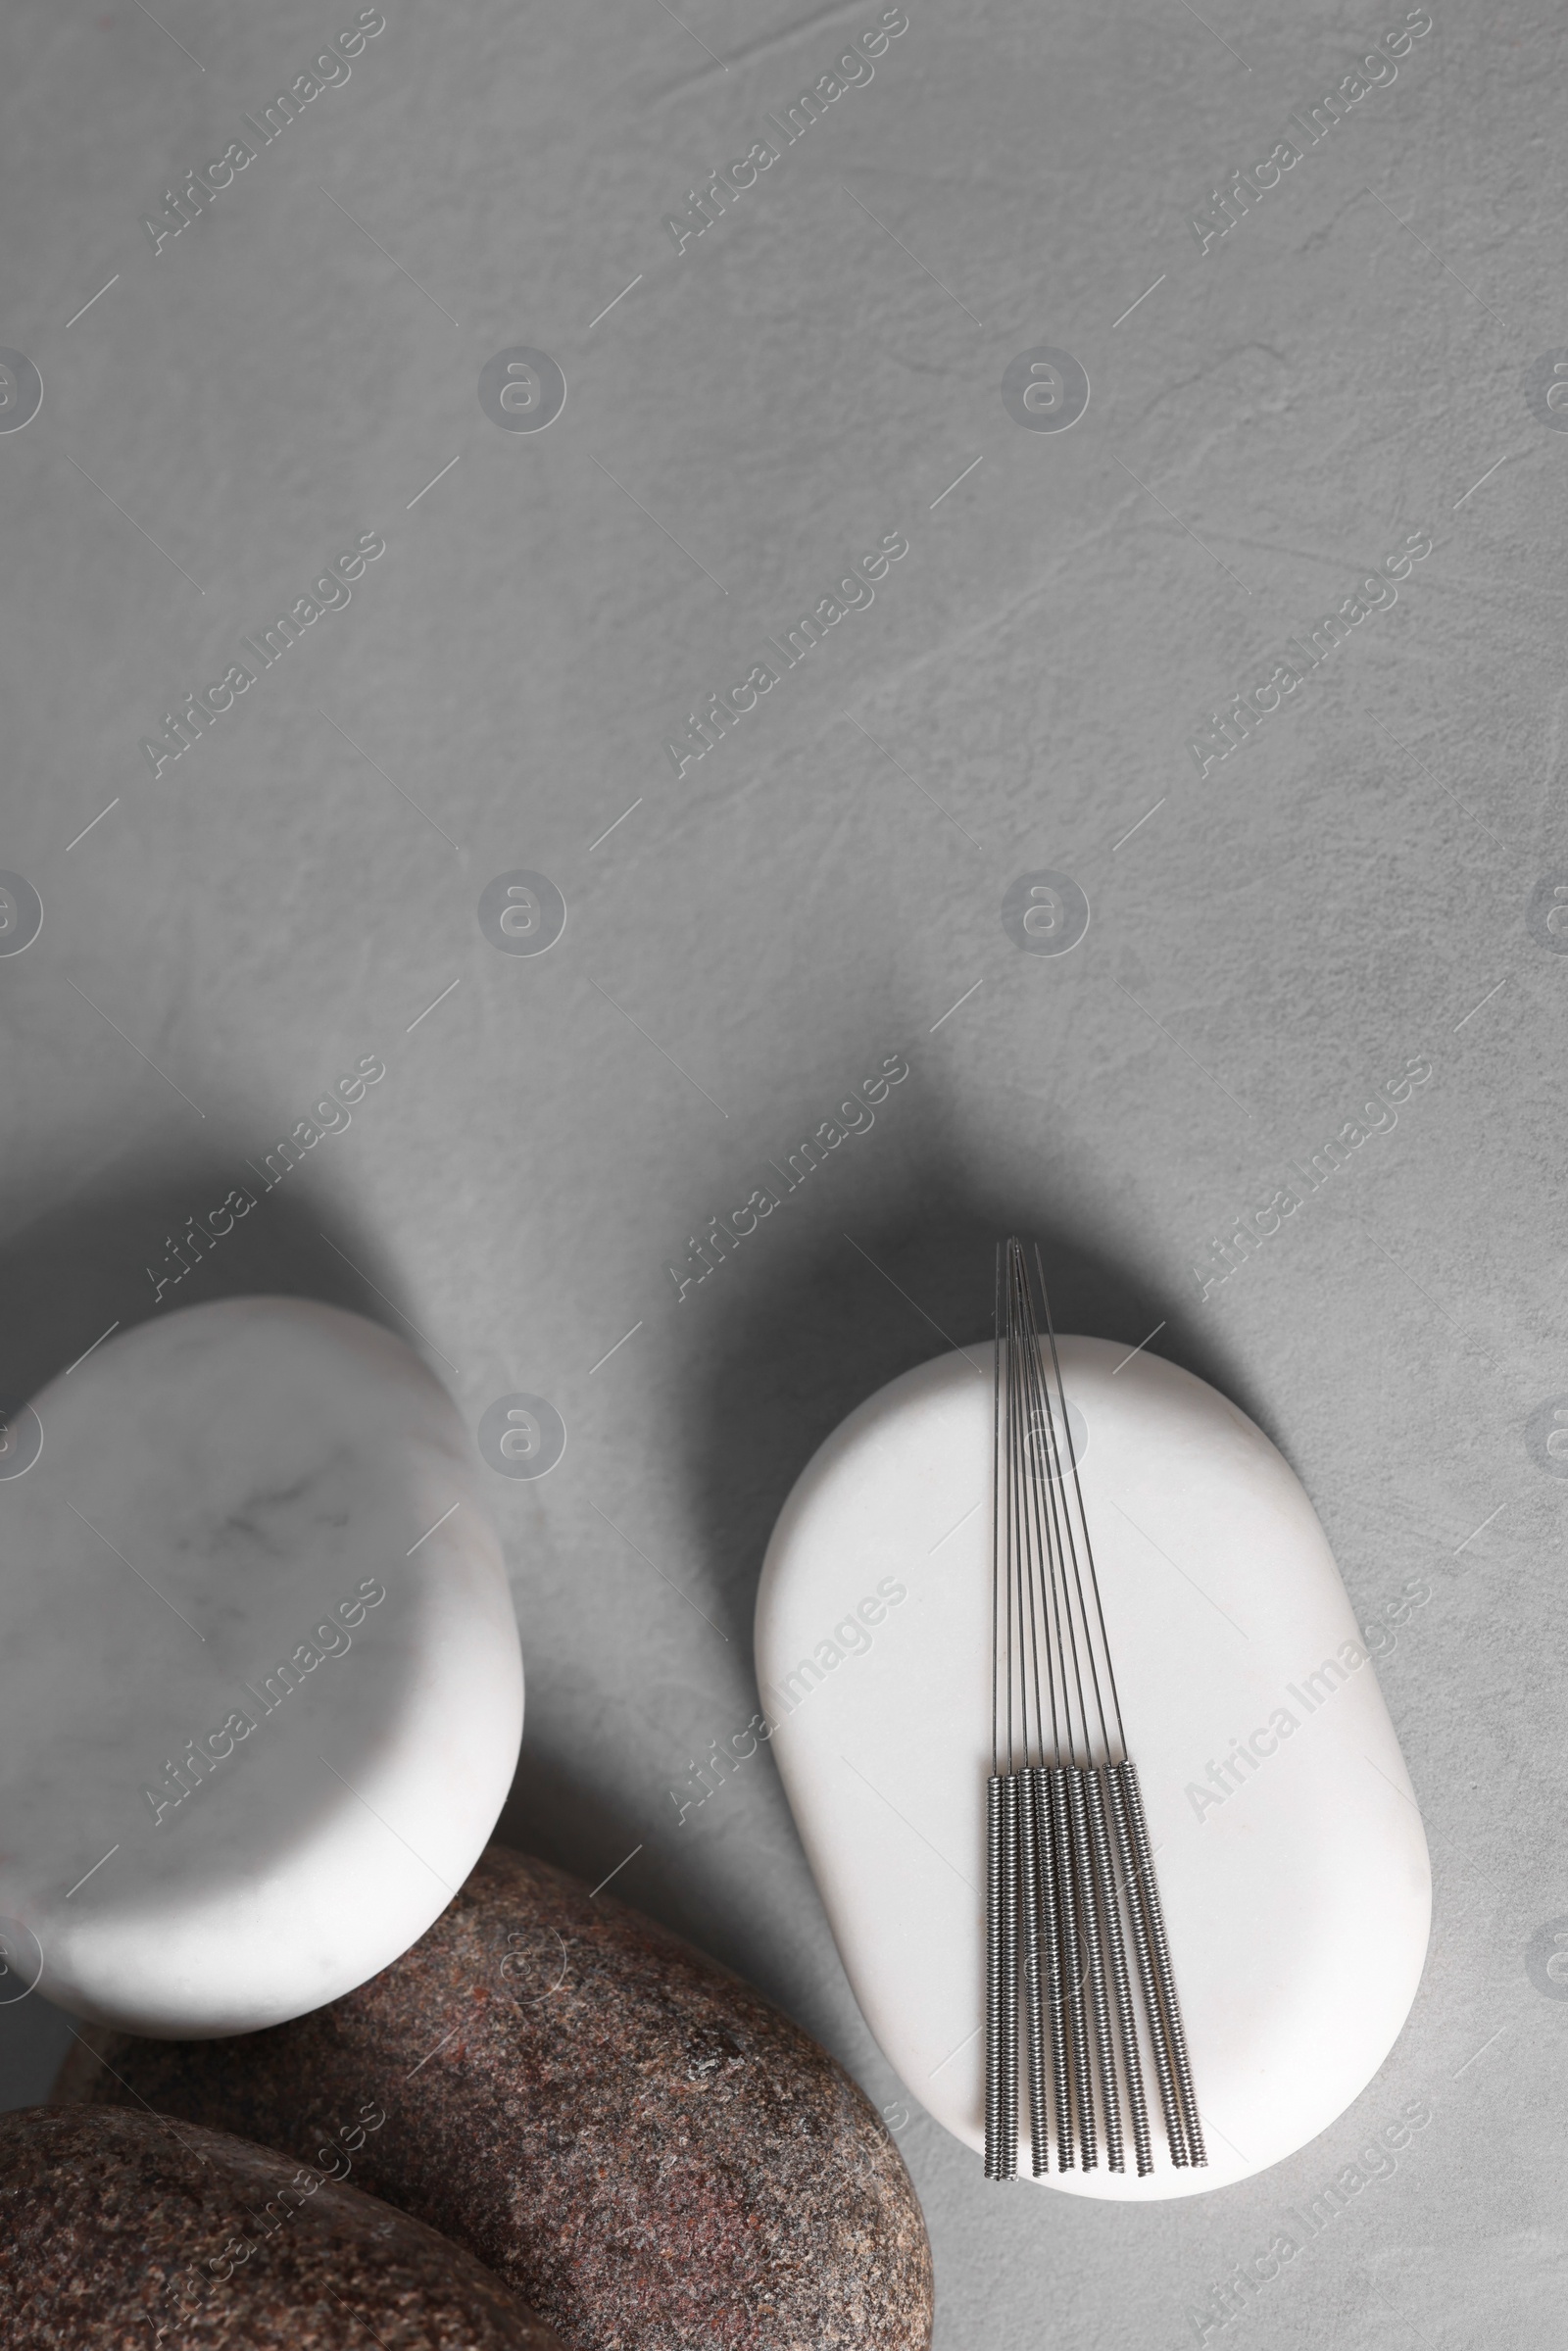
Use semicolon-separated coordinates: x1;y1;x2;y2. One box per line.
984;1238;1205;2181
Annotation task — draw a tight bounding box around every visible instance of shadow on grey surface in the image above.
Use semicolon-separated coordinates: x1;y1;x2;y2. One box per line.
0;1990;76;2114
494;1721;785;2014
494;1745;646;1898
0;1141;420;1419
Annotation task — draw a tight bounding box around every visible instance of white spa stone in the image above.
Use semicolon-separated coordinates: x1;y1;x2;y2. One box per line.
0;1298;522;2038
756;1342;1431;2198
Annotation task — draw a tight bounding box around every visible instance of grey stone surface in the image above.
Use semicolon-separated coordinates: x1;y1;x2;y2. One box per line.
0;2;1563;2345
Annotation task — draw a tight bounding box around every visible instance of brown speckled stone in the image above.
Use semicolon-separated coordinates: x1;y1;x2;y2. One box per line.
63;1843;935;2351
0;2103;563;2348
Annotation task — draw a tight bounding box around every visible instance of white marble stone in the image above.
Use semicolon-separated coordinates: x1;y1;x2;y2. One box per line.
756;1342;1431;2198
0;1298;522;2037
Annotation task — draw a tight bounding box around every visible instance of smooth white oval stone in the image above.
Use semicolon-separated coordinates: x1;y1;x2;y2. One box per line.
756;1341;1430;2198
0;1298;522;2038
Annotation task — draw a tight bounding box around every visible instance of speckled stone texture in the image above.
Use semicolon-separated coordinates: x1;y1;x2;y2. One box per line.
61;1843;935;2351
0;2103;563;2348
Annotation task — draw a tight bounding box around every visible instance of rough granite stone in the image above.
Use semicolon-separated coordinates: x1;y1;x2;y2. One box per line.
0;2102;564;2348
61;1843;935;2351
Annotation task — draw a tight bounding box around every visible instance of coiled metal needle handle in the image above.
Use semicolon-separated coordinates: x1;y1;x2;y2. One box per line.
1119;1759;1205;2168
984;1774;1011;2178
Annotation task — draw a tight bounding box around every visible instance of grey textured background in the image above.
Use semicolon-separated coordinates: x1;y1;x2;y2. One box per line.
2;0;1565;2341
